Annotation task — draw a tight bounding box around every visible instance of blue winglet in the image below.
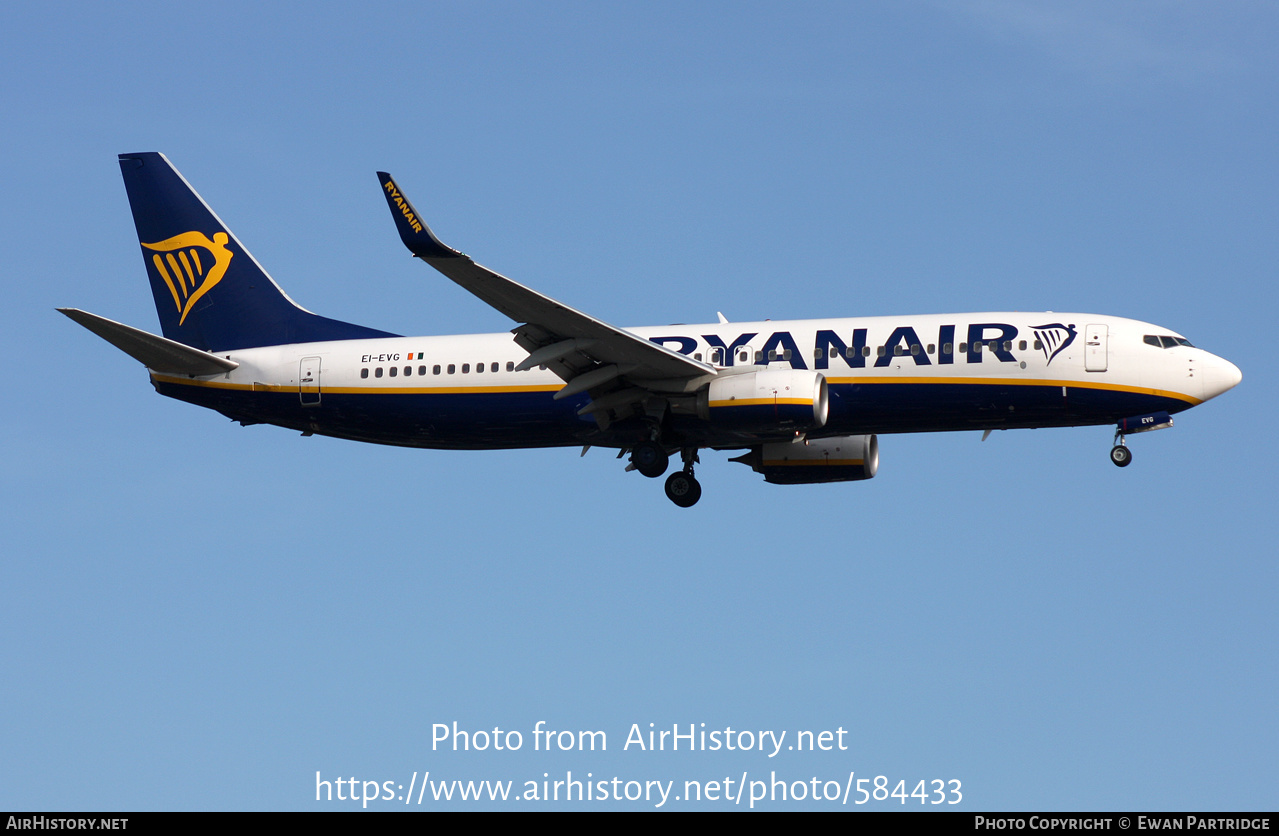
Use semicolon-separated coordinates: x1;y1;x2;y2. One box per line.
376;172;462;259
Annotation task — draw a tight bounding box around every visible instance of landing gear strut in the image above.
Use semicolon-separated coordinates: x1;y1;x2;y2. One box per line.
664;448;702;507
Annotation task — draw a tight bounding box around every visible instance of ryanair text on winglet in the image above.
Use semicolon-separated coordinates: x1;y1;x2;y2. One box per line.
383;180;424;233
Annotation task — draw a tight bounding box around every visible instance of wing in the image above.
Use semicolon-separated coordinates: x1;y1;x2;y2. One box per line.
377;173;717;422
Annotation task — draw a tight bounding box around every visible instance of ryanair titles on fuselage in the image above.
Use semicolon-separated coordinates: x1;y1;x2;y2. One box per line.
347;321;1077;372
647;320;1077;369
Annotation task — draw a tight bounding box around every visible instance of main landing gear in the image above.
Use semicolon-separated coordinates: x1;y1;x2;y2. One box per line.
629;442;702;506
664;449;702;508
630;440;669;478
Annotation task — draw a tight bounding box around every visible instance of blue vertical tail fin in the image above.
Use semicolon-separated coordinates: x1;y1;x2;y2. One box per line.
119;152;396;351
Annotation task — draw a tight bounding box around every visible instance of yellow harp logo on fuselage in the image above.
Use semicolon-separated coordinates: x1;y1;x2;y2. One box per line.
141;231;234;325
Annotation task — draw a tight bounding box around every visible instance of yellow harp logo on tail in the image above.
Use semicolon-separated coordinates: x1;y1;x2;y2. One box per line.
141;231;234;325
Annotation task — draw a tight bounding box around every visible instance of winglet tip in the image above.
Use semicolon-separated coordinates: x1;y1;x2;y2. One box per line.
376;171;461;259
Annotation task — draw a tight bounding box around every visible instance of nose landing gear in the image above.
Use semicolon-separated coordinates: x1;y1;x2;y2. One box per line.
1109;436;1132;468
1109;411;1174;467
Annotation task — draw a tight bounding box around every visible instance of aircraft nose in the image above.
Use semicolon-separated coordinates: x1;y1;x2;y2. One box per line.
1202;354;1242;401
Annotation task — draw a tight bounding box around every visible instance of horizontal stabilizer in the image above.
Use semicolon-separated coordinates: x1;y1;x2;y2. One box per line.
58;308;239;375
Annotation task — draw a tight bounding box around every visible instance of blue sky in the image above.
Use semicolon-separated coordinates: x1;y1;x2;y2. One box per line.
2;1;1274;810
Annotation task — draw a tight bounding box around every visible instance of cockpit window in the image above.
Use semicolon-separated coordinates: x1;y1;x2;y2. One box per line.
1144;334;1195;349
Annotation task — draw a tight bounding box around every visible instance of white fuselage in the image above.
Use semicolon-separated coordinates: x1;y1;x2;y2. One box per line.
149;312;1240;450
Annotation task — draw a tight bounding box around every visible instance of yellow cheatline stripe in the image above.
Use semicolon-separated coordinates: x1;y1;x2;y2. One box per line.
149;374;1200;406
823;375;1202;406
763;459;865;467
709;398;815;408
149;373;562;395
149;375;279;391
324;384;563;395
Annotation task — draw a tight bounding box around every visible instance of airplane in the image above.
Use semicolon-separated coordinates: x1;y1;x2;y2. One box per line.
61;152;1242;507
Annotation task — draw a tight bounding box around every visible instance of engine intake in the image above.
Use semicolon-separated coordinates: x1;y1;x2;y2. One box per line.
731;434;879;484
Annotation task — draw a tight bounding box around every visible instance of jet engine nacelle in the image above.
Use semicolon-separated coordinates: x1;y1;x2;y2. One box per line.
698;369;829;432
731;434;879;484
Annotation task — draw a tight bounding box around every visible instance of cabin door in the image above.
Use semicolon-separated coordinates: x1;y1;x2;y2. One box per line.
1084;324;1108;372
300;356;322;406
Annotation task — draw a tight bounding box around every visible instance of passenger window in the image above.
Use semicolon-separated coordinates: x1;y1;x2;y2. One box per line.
845;347;856;359
389;367;397;377
1003;341;1012;351
506;361;514;372
404;366;411;376
910;344;920;355
1018;340;1027;351
462;364;470;373
862;346;871;357
491;362;498;373
695;352;703;361
783;349;792;360
927;344;935;354
419;366;426;375
739;351;749;362
943;343;952;354
476;363;484;373
877;346;886;357
361;368;369;379
755;351;763;362
433;365;441;375
959;343;968;353
375;367;383;378
1034;340;1043;350
447;364;455;374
